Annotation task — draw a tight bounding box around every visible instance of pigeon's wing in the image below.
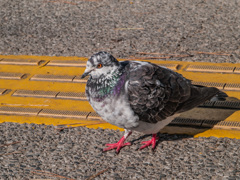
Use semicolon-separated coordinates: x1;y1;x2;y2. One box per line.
127;61;219;124
176;85;220;113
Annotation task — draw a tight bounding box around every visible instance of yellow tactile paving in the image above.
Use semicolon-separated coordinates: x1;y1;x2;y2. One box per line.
38;109;99;120
0;106;41;116
0;88;8;95
154;63;179;71
47;60;86;67
0;72;26;80
215;121;240;130
56;91;87;100
171;118;203;126
0;58;44;66
213;101;240;109
31;74;76;82
224;83;240;91
234;67;240;74
185;64;235;73
0;54;240;139
0;114;106;128
13;89;59;98
192;81;225;89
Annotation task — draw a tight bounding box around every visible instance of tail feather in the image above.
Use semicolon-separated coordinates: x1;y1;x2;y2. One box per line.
176;86;224;113
210;90;228;101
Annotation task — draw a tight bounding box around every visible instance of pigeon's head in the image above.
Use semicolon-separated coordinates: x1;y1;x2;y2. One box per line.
81;51;119;79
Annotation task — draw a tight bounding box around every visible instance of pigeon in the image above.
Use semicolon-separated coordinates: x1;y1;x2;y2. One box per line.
81;51;226;153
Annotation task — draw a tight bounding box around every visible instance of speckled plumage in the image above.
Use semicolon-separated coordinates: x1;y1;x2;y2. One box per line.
82;51;224;152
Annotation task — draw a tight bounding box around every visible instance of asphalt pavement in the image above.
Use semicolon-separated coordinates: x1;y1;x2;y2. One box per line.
1;122;240;179
0;0;240;179
0;0;239;62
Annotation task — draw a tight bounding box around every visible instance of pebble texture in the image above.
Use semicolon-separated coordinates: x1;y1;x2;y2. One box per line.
0;0;239;63
0;122;240;179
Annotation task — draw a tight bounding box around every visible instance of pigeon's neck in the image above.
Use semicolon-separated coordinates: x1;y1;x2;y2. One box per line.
87;68;127;102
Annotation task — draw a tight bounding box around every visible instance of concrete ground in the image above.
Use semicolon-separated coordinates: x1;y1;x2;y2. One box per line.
0;0;240;179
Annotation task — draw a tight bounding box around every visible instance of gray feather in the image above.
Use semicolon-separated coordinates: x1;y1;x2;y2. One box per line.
127;61;220;124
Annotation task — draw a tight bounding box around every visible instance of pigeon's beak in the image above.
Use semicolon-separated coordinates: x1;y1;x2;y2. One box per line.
81;68;94;79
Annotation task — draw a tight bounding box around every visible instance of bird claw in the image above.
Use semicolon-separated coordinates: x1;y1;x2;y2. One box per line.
103;136;131;153
139;134;159;150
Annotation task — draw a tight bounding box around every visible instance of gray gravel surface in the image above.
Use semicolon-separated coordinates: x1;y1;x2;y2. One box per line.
0;0;239;63
1;122;240;180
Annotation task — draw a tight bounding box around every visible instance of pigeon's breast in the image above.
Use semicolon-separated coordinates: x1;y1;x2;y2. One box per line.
89;87;139;130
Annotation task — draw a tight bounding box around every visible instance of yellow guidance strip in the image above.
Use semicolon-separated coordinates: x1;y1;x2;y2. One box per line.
0;54;240;139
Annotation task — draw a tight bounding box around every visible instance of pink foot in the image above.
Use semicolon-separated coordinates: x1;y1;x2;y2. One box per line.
139;134;159;150
103;136;131;153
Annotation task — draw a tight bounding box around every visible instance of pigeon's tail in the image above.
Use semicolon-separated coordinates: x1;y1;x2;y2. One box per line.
210;90;228;101
176;85;227;113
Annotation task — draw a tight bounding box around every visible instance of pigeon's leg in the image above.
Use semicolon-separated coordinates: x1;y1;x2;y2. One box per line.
103;129;132;153
139;134;159;150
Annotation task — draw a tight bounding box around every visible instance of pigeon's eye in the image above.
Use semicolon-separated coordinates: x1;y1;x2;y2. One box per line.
97;64;103;68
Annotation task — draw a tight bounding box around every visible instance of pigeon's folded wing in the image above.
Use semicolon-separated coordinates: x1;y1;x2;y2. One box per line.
127;61;218;124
